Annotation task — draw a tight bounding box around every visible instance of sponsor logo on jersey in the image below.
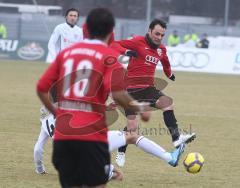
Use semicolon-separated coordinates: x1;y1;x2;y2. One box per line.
145;55;159;65
104;55;117;66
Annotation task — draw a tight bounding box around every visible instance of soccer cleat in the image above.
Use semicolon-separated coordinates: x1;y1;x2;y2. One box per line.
35;165;47;175
168;143;185;167
115;152;125;167
173;133;196;148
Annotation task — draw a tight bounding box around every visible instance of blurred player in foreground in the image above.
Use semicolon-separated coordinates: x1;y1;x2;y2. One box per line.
111;19;196;167
36;8;185;187
36;7;149;187
34;7;114;175
34;8;83;173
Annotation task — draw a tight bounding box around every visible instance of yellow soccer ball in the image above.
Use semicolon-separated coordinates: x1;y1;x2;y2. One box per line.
183;152;204;174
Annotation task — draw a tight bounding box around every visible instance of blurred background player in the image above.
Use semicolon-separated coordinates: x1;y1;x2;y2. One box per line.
46;8;83;63
111;19;196;167
196;33;210;48
0;21;7;39
167;30;180;47
183;31;199;47
34;8;83;174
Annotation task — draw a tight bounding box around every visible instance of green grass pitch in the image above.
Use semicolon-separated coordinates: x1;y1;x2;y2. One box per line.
0;60;240;188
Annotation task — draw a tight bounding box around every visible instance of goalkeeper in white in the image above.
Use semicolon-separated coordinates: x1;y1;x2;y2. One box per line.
46;8;83;63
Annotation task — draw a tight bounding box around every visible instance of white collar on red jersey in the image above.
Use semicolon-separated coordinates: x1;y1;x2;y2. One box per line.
82;39;107;46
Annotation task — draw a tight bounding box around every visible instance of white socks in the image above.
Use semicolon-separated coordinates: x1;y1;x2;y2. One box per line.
136;136;172;162
108;131;126;152
107;131;172;163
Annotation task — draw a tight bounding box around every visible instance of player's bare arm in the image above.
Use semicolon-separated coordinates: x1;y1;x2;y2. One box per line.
37;91;56;116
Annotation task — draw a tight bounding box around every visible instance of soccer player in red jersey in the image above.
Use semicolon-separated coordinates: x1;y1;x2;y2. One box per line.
111;19;196;167
34;8;84;175
36;8;152;188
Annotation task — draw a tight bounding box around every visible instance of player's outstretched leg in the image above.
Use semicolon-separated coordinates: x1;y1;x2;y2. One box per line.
156;95;196;147
168;143;185;167
109;130;185;167
134;135;184;166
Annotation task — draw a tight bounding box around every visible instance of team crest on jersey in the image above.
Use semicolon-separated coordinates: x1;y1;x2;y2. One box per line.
104;55;117;66
157;48;162;56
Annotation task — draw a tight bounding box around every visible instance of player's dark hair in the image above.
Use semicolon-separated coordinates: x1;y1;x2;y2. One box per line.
86;8;115;39
149;19;167;30
65;8;80;17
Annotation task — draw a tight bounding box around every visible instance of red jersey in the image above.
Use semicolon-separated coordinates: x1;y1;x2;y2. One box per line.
82;23;115;45
111;36;172;88
37;39;124;143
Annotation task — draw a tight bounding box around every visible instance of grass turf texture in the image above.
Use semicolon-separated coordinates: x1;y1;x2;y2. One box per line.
0;60;240;188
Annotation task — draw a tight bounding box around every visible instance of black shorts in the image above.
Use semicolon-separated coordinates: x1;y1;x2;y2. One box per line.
52;140;110;187
125;86;165;116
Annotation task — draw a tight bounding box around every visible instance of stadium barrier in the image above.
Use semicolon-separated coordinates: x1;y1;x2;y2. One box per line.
0;39;48;61
159;47;240;75
1;38;239;75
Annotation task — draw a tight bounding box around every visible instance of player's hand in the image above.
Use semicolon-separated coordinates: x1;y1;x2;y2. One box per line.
125;50;138;58
169;74;175;81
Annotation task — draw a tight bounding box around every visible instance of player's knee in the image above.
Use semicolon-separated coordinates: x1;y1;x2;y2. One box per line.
34;148;42;162
34;143;43;154
34;147;40;156
162;96;173;105
156;96;173;109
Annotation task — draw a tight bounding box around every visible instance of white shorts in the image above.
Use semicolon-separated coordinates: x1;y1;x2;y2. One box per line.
40;114;55;138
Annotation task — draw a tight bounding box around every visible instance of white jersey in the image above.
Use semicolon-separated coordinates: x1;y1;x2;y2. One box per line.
47;23;83;63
